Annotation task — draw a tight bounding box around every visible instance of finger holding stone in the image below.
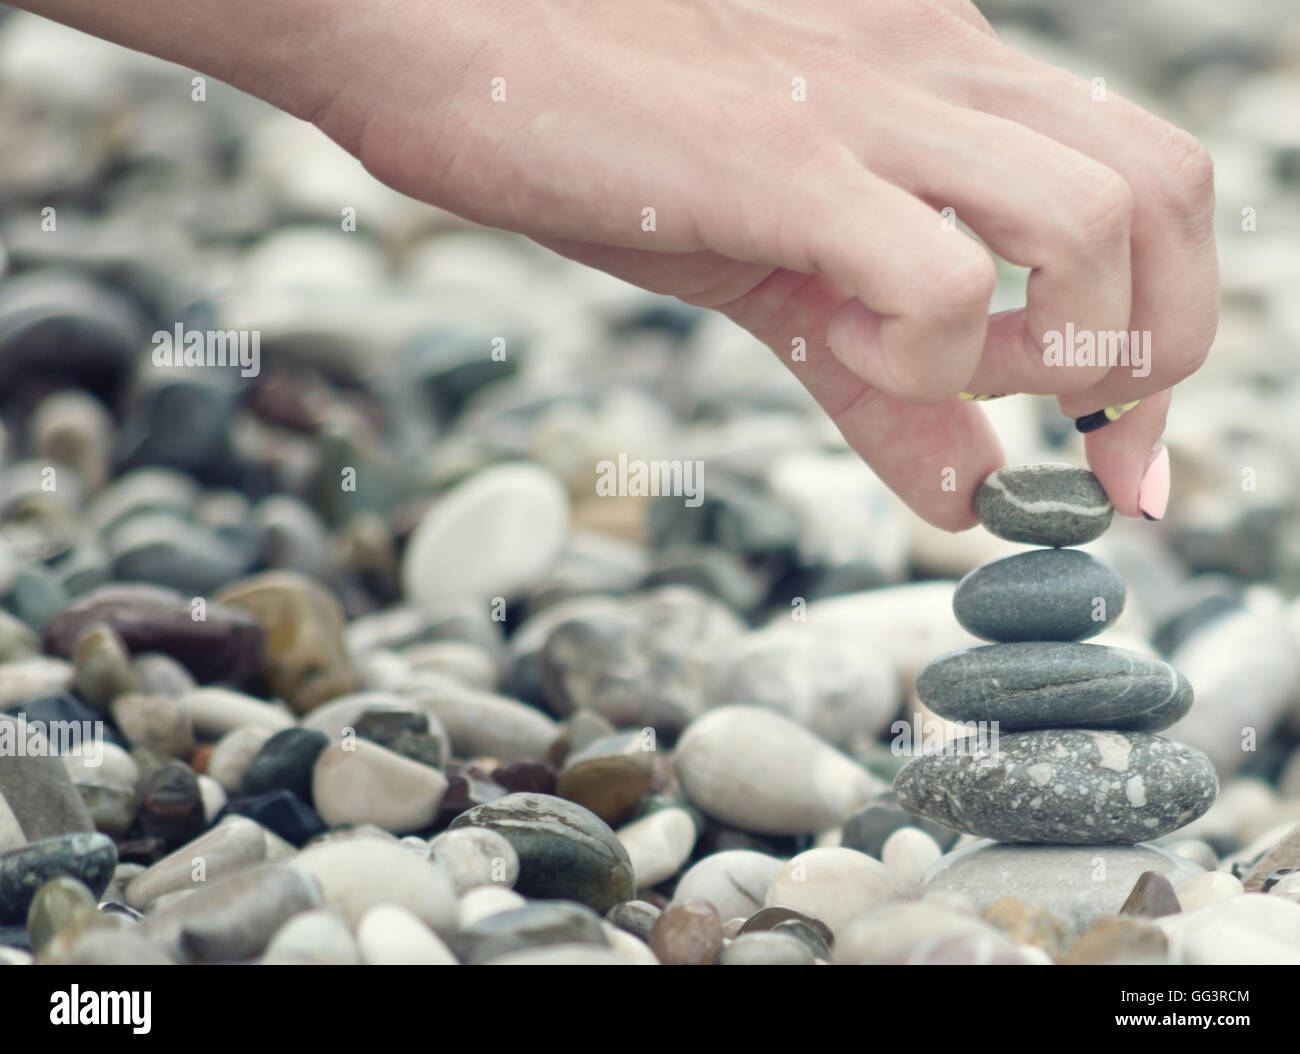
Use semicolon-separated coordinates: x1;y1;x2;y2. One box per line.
1078;388;1171;519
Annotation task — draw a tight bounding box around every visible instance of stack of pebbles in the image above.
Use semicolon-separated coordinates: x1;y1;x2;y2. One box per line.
895;463;1218;845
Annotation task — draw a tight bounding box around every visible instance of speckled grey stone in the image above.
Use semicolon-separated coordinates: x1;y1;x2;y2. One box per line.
894;730;1217;845
916;643;1193;733
0;833;117;924
953;549;1125;643
974;464;1112;547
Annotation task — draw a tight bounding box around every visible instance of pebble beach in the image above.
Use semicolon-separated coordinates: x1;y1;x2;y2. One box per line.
3;0;1300;975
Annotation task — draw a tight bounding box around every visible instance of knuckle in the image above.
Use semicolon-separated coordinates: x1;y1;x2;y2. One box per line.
1068;165;1134;249
925;248;998;318
1150;126;1215;214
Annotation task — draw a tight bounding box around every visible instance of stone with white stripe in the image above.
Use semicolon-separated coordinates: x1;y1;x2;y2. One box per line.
916;642;1193;733
974;463;1113;547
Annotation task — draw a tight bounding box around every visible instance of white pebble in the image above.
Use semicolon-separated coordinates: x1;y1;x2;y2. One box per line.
882;827;942;896
617;807;696;890
1177;871;1244;912
62;741;138;785
357;905;458;965
765;847;903;940
312;739;448;835
674;706;883;835
290;838;458;936
401;463;570;605
601;921;659;964
207;726;275;793
429;827;519;894
197;774;227;825
262;909;361;965
177;687;294;737
458;886;527;928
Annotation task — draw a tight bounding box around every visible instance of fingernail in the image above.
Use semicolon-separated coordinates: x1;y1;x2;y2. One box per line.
1075;400;1140;433
959;392;1009;401
1138;444;1170;521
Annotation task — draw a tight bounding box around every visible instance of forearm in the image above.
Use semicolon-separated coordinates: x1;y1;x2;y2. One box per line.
7;0;352;123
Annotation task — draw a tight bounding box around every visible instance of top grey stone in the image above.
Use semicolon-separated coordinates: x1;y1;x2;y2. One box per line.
974;464;1113;547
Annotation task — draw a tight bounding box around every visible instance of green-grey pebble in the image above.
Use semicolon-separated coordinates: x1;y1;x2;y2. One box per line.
0;833;117;923
448;792;634;914
953;549;1125;642
916;642;1192;732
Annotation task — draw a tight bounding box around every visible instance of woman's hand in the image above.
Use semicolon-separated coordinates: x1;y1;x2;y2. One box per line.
14;0;1220;528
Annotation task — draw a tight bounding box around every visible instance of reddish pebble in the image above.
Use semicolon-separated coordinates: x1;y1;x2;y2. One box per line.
650;898;722;965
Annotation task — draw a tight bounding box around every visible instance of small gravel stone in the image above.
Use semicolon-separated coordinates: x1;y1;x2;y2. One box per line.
177;688;294;739
222;790;328;846
42;584;265;684
411;679;558;763
240;727;329;802
720;930;814;965
135;760;206;849
207;726;276;792
146;863;322;962
881;827;942;895
1177;871;1244;912
650;898;722;965
459;886;528;928
980;896;1072;958
357;904;458;965
0;833;117;924
0;715;96;839
606;899;661;943
672;850;785;921
262;909;361;965
1062;916;1168;964
675;705;882;836
617;806;696;890
555;731;656;827
62;740;138;786
835;902;1000;965
76;782;137;837
125;816;267;910
1159;894;1300;965
0;794;25;853
25;875;98;953
1120;870;1182;919
764;848;902;941
455;900;606;964
428;826;520;894
402;463;570;605
289;837;458;935
448;793;634;914
1241;820;1300;892
215;571;356;713
840;798;961;858
70;622;138;710
109;693;196;758
312;738;448;834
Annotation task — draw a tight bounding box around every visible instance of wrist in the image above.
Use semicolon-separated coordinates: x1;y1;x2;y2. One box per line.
4;0;358;125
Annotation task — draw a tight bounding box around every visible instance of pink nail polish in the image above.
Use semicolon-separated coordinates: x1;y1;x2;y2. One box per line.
1138;445;1170;521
